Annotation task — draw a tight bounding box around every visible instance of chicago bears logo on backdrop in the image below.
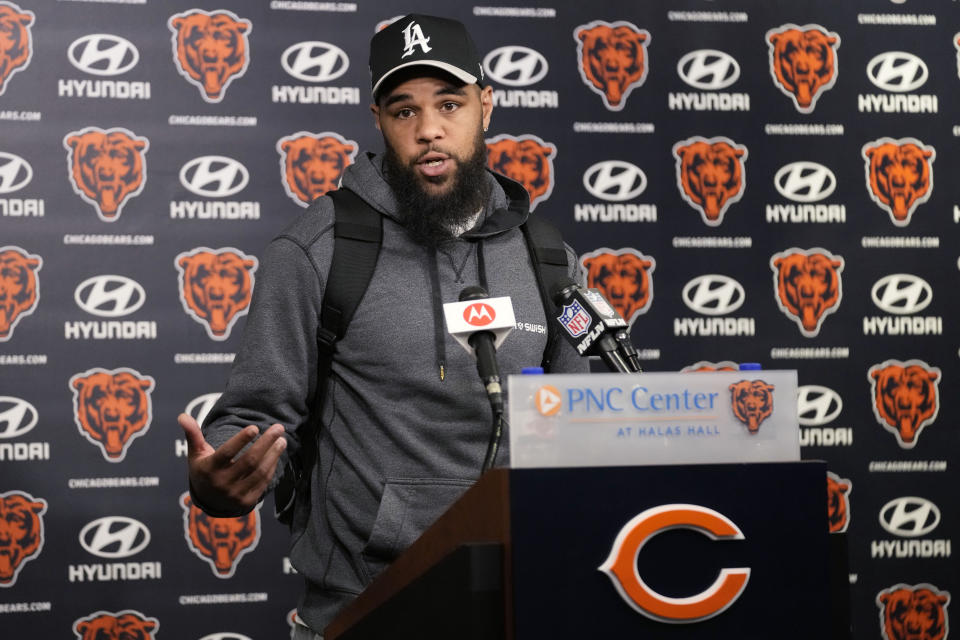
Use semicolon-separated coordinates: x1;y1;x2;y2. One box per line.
0;490;46;587
862;138;934;226
64;127;149;222
766;24;840;113
69;367;155;462
276;131;357;207
0;246;41;341
868;359;941;449
826;471;851;533
729;379;774;434
181;493;260;578
876;584;950;640
175;247;257;340
168;9;251;103
580;248;655;328
0;2;33;96
770;248;844;337
673;136;747;226
73;610;159;640
485;133;556;211
573;20;650;111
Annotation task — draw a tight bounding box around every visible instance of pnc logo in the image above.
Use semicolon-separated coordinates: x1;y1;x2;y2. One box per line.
185;392;222;428
867;51;928;93
534;385;562;416
0;151;32;193
67;34;139;76
879;497;940;538
79;516;150;559
599;504;749;623
681;275;744;316
827;471;851;533
871;274;932;315
0;396;37;439
281;41;349;83
677;49;740;90
483;45;548;87
766;24;840;113
774;161;836;202
868;359;941;449
74;275;146;318
796;385;842;426
463;303;495;326
862;137;934;227
674;136;748;226
0;490;47;587
73;610;159;640
179;156;249;198
0;1;34;96
574;20;649;111
168;9;251;103
486;133;555;211
583;160;647;202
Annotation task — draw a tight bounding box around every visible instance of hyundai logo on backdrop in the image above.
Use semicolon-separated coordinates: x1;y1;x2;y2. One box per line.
281;41;349;83
67;34;139;76
179;156;249;198
79;516;151;559
74;275;146;318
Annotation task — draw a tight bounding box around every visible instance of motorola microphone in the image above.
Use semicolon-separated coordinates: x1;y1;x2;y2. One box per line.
552;279;633;373
442;286;516;415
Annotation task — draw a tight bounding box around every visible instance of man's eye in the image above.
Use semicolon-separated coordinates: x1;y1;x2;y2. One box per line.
441;102;459;112
395;108;414;119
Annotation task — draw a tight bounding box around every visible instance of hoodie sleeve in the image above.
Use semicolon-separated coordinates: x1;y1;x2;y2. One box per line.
200;218;331;483
547;243;591;374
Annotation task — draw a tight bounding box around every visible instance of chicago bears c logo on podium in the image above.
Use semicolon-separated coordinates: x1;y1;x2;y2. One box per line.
168;9;251;102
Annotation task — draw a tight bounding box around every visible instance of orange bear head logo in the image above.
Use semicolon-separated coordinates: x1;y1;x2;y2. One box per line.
574;20;650;111
580;248;655;327
862;138;935;227
485;133;556;212
0;490;47;587
868;360;941;449
0;245;41;342
277;132;358;207
767;24;840;113
826;471;851;533
168;9;251;103
770;248;843;337
73;610;159;640
175;247;258;341
69;368;155;462
674;136;748;226
877;584;950;640
729;379;775;434
181;493;260;578
64;127;148;222
682;362;739;372
0;1;33;96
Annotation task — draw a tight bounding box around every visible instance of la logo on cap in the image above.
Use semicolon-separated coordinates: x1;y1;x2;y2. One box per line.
401;21;432;58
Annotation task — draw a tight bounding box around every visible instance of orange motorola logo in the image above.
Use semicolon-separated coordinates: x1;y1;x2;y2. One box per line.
485;133;556;211
73;610;159;640
862;137;935;227
770;247;844;338
826;471;851;534
0;1;34;96
276;131;358;207
181;492;260;578
0;490;47;588
580;248;655;328
573;20;650;111
463;302;495;326
168;9;251;103
64;127;149;222
0;245;41;342
868;359;941;449
674;136;747;226
69;367;156;462
876;583;951;640
729;380;774;434
599;504;749;623
175;247;258;341
766;24;840;113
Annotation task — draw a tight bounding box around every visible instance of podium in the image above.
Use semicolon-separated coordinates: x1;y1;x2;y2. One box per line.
325;462;844;639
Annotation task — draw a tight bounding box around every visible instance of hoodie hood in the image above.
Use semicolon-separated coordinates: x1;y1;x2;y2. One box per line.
339;151;531;238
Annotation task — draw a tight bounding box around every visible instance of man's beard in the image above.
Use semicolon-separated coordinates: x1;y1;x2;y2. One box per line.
383;131;490;247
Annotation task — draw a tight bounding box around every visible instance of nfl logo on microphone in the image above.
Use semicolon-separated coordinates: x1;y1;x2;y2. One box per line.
559;300;592;337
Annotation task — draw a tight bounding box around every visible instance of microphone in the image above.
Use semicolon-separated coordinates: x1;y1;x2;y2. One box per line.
442;286;516;415
552;279;636;373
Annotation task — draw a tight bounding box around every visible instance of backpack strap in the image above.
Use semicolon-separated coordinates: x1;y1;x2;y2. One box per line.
520;215;570;372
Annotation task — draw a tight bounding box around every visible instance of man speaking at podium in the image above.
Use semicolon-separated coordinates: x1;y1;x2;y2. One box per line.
178;14;587;639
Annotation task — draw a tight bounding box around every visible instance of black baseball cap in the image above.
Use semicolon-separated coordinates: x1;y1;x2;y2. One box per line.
370;14;484;99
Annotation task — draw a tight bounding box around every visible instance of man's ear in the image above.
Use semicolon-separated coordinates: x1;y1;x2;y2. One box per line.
370;103;382;132
480;85;493;131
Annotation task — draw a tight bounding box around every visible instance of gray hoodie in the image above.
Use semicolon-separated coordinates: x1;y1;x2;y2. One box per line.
202;151;588;632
